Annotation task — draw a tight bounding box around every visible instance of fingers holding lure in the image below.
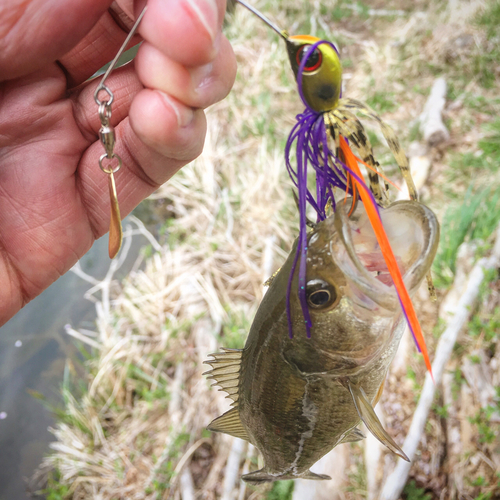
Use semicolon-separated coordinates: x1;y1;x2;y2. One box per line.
82;0;236;258
135;34;236;109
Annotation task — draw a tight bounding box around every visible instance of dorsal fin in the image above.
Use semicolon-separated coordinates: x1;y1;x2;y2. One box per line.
207;407;250;442
203;348;242;405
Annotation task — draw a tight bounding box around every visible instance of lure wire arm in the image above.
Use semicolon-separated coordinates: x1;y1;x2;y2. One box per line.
94;6;147;105
234;0;288;39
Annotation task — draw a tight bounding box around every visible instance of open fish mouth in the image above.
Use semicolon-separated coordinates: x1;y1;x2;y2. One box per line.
331;199;440;313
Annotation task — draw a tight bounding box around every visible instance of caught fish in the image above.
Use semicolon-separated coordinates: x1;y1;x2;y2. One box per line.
205;199;439;483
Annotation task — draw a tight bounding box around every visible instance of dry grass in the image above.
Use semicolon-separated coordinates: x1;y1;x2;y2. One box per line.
40;1;500;499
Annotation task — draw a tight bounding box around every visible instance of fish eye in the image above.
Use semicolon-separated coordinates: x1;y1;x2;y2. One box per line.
306;279;338;310
296;45;322;72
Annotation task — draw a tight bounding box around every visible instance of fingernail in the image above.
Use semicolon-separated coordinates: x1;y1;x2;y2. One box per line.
159;92;194;128
190;62;213;90
184;0;219;42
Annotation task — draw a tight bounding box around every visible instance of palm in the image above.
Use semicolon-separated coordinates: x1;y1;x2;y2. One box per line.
0;0;236;325
0;62;103;318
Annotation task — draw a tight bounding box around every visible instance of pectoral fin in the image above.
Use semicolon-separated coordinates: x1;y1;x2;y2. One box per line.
347;380;409;462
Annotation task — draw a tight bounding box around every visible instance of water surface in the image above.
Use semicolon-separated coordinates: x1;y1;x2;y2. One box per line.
0;227;148;500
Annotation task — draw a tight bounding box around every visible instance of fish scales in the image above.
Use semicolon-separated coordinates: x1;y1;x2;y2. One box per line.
205;200;439;483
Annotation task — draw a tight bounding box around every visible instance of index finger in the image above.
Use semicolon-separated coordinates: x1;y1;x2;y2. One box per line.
138;0;226;67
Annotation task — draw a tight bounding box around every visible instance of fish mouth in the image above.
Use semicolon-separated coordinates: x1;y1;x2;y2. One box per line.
330;200;440;313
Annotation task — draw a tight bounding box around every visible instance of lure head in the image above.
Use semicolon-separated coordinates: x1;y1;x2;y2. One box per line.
285;35;342;113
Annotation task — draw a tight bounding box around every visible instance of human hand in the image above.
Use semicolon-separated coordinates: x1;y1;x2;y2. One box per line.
0;0;236;326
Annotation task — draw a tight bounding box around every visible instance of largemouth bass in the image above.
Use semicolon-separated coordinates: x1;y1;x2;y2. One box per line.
204;200;439;483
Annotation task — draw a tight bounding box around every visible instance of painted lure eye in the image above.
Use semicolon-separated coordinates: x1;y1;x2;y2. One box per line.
296;45;322;72
306;279;338;309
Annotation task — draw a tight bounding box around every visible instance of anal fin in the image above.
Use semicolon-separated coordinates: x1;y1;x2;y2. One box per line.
207;407;249;442
300;470;332;481
347;380;409;462
241;469;331;484
241;469;276;484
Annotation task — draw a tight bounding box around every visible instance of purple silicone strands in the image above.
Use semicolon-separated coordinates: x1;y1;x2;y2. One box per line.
286;39;415;345
285;41;347;338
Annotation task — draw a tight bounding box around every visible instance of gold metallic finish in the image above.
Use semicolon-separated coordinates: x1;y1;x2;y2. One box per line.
107;171;122;259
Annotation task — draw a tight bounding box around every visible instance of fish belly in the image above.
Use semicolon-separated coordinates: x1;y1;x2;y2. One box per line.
240;367;380;477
